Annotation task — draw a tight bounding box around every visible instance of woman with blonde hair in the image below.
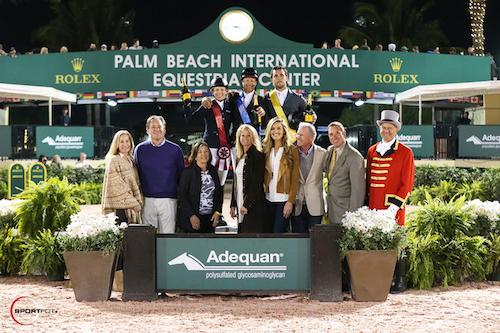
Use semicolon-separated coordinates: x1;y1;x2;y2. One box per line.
230;124;270;233
263;117;299;233
102;130;142;223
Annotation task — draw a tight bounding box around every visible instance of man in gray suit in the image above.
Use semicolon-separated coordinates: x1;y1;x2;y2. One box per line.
292;122;327;233
325;121;365;224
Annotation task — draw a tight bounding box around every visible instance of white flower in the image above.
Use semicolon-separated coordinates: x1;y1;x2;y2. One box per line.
0;199;23;216
463;199;500;228
65;212;121;238
341;206;399;235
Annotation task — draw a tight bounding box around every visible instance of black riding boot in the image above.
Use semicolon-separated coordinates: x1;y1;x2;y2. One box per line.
390;258;406;294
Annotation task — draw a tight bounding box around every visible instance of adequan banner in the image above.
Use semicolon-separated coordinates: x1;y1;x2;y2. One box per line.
36;126;94;158
157;237;310;291
459;125;500;158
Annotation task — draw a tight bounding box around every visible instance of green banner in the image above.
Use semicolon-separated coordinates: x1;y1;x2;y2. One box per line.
459;125;500;158
157;237;310;291
29;163;47;185
8;163;25;198
376;125;434;158
0;126;11;157
36;126;94;158
0;8;489;97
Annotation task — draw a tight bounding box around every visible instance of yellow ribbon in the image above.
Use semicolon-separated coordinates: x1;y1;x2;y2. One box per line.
269;90;296;143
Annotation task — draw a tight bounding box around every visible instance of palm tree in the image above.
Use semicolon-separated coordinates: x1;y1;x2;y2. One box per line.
469;0;486;55
338;0;448;52
33;0;135;52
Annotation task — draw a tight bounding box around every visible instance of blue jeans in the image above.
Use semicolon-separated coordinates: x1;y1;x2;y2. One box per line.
291;204;323;233
267;200;291;233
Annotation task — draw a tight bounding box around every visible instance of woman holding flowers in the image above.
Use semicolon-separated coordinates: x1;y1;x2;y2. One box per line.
102;130;143;224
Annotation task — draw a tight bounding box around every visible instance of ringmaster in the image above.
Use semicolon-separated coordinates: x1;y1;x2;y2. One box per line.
366;110;415;293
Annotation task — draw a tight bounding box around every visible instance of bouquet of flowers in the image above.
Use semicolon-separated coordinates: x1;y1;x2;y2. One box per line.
339;206;406;257
59;212;126;253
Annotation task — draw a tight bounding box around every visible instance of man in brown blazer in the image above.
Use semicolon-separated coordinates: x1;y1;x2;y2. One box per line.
325;121;365;224
292;122;327;233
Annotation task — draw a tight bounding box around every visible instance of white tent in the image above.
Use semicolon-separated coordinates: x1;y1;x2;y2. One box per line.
0;82;76;125
395;81;500;124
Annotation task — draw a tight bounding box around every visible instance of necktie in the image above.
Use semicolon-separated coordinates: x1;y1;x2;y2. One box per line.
328;149;337;179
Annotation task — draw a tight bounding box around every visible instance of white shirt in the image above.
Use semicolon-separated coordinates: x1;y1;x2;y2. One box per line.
119;153;133;167
275;89;288;106
243;91;254;108
265;147;289;202
215;99;225;111
377;137;396;156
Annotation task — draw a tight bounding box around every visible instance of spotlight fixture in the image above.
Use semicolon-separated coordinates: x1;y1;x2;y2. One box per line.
107;100;117;107
354;99;365;107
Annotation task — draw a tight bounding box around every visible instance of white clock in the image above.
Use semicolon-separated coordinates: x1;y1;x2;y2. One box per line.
219;10;254;44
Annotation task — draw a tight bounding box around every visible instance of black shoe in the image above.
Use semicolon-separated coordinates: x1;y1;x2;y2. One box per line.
390;276;407;294
216;215;227;227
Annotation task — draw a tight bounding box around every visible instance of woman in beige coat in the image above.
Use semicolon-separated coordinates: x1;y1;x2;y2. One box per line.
102;130;142;223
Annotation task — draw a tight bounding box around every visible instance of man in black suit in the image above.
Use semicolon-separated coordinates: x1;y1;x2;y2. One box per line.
264;66;315;137
230;68;269;139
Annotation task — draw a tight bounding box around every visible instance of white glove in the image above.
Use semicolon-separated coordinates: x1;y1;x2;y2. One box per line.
387;204;399;219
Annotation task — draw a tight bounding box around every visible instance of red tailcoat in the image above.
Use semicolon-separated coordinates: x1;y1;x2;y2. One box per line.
367;140;415;226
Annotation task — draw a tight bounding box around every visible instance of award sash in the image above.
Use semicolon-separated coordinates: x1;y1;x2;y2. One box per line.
236;91;252;125
269;90;296;142
212;100;230;170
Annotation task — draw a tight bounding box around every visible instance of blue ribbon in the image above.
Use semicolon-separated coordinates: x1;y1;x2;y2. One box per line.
236;91;252;125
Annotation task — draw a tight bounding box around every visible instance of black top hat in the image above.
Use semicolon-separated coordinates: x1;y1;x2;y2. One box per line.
240;68;259;81
210;77;228;89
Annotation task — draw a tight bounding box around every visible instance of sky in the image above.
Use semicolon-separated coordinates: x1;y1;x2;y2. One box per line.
1;0;499;58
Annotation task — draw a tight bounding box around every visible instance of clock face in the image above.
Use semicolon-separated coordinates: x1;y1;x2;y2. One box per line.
219;10;254;44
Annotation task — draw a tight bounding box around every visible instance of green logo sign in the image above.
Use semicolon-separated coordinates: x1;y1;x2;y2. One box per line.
8;163;25;198
0;8;489;96
29;163;47;185
377;125;434;157
157;237;310;291
459;126;500;158
36;127;94;158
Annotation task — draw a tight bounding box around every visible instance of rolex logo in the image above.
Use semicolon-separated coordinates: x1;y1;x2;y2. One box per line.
71;58;84;72
390;57;403;72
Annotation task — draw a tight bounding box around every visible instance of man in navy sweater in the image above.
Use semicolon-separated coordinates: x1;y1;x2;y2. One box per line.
134;115;185;233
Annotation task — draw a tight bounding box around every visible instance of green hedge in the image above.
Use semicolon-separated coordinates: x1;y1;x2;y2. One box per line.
406;194;500;289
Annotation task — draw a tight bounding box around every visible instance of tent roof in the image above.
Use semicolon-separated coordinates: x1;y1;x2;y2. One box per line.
0;82;76;103
395;80;500;104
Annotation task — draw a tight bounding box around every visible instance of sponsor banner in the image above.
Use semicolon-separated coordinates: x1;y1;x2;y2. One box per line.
157;237;310;291
0;126;12;157
36;127;94;158
377;125;434;158
28;163;46;185
459;125;500;157
0;9;489;96
8;163;25;198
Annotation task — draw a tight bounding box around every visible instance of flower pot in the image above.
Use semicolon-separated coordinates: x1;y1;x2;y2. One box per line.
63;251;118;302
347;250;398;302
46;263;66;281
488;268;500;282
